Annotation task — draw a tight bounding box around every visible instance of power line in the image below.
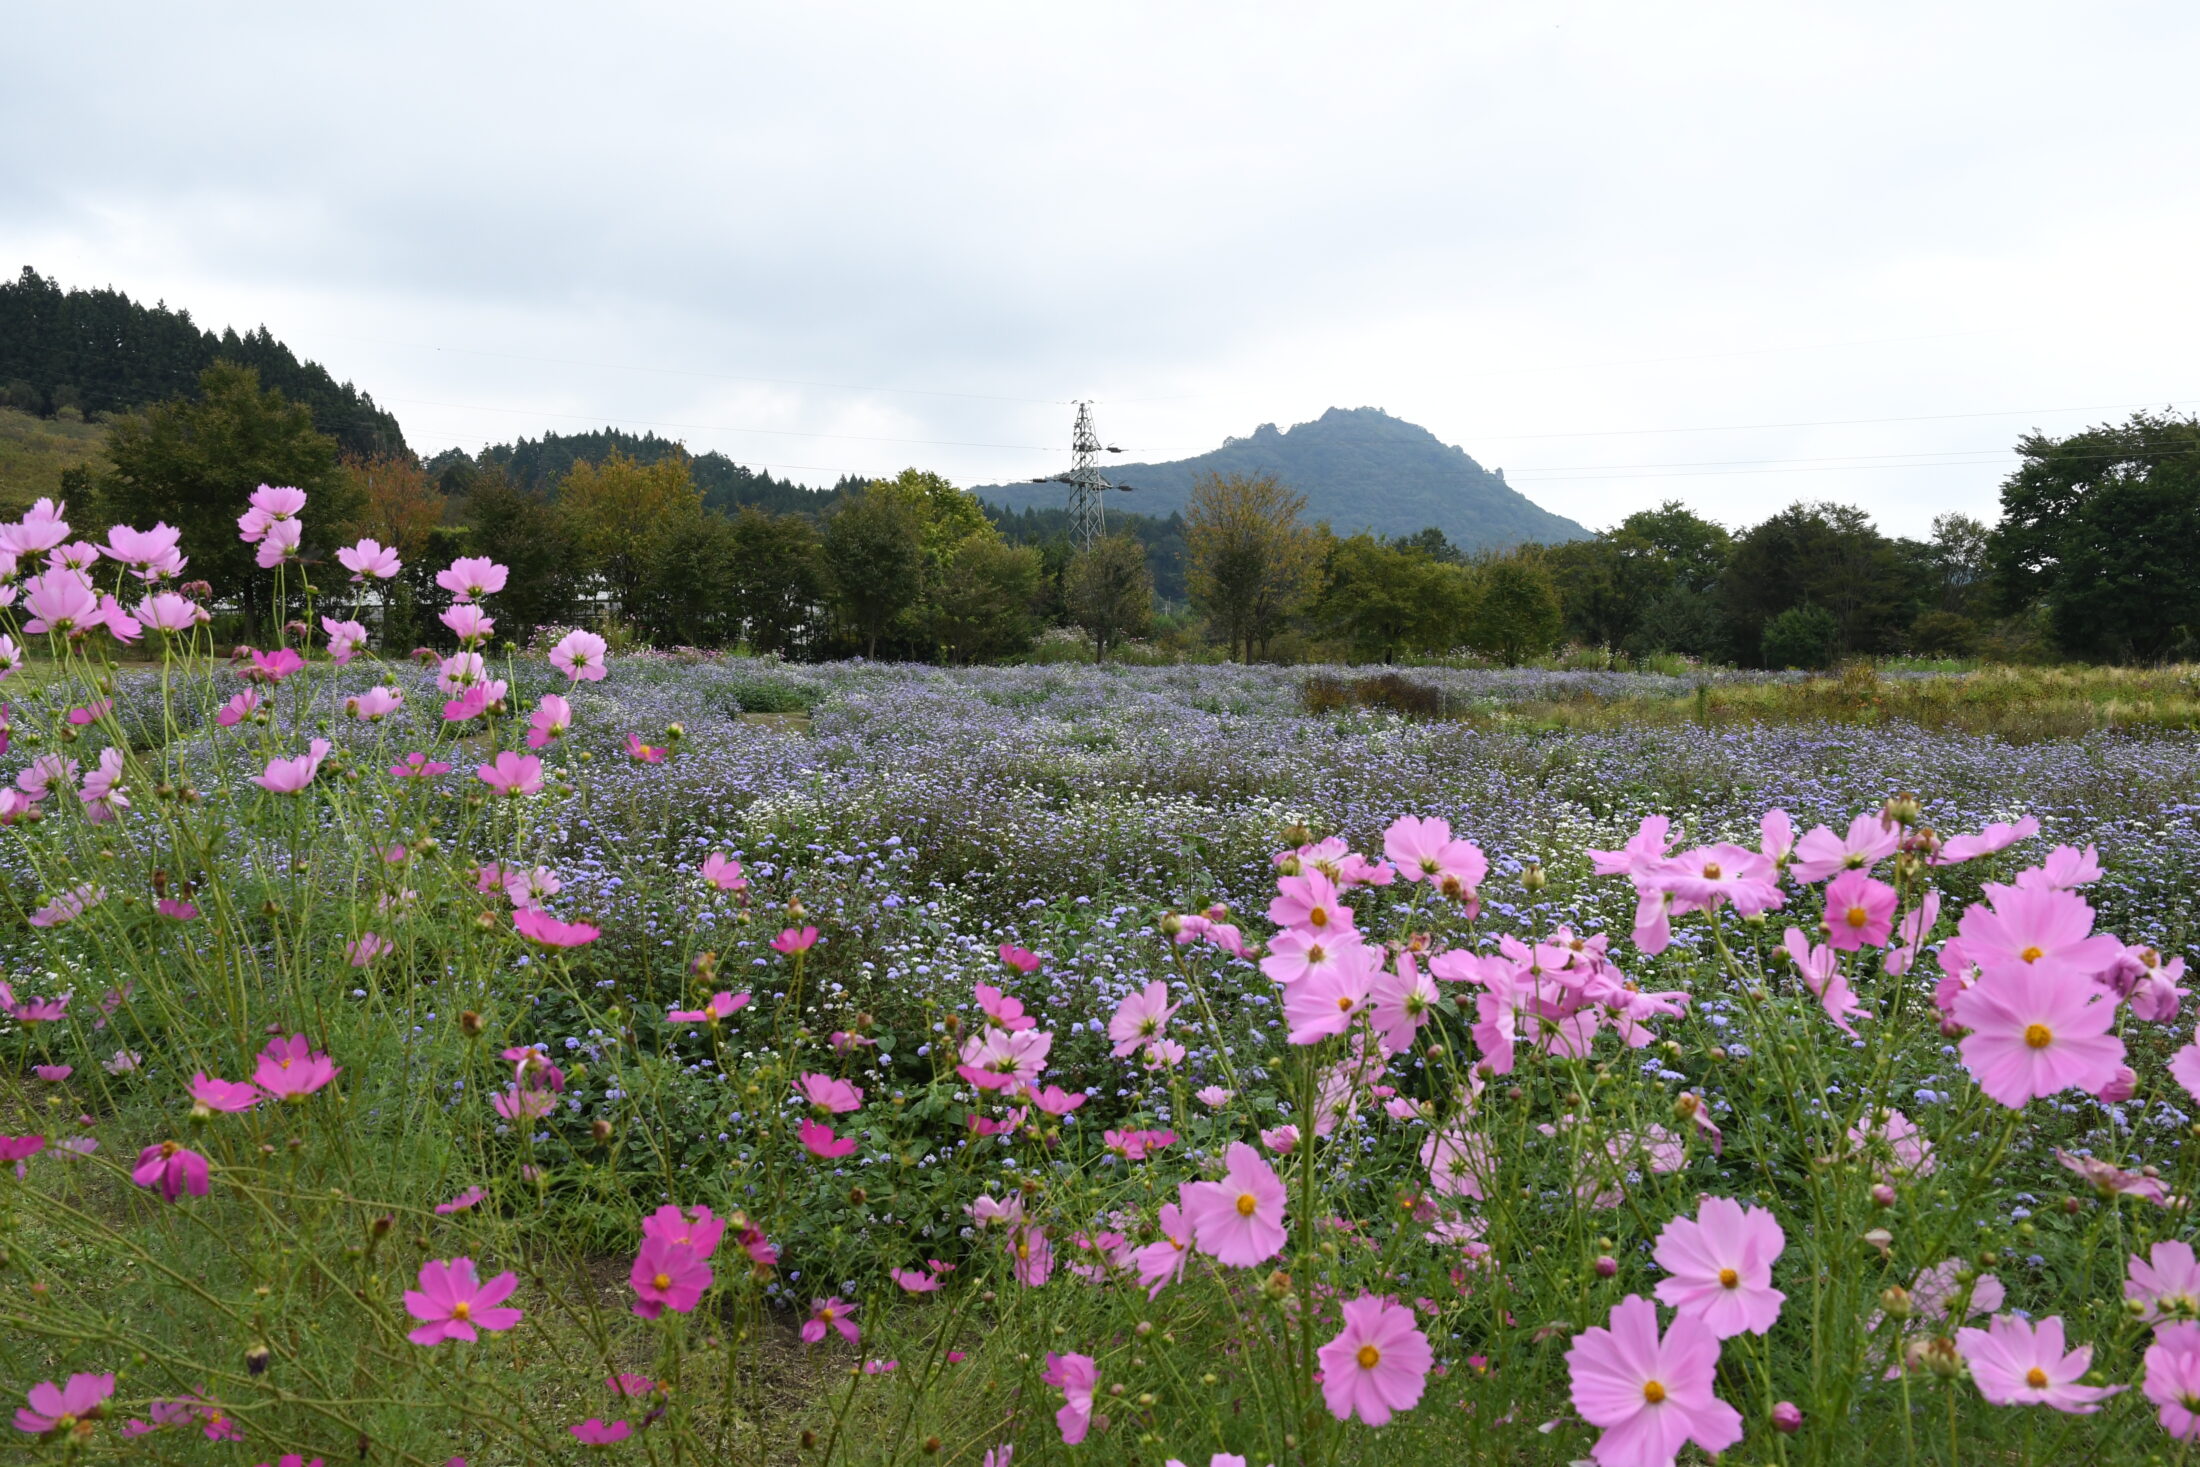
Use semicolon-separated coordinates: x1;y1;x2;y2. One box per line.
381;396;1061;451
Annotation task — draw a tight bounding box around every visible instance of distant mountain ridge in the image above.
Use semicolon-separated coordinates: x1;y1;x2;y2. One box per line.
974;406;1587;550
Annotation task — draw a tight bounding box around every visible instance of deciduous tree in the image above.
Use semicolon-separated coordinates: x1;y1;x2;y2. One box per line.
1184;471;1322;662
1066;533;1154;661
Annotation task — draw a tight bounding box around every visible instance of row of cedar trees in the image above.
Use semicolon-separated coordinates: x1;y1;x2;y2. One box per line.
57;362;2200;666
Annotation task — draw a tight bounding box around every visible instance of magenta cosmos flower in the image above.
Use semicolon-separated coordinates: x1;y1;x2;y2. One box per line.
513;908;598;947
1953;965;2124;1107
1181;1142;1287;1267
798;1119;858;1158
254;1034;339;1098
404;1257;522;1345
550;628;608;682
771;925;819;954
1822;869;1898;952
189;1072;263;1113
1956;1313;2124;1412
803;1297;860;1345
667;990;750;1023
14;1371;114;1435
1107;980;1180;1057
1652;1196;1787;1338
1316;1293;1433;1426
570;1418;630;1445
476;751;543;797
526;693;572;749
1041;1352;1096;1445
1567;1294;1743;1467
2145;1323;2200;1440
699;851;746;890
132;1140;210;1201
631;1236;712;1318
795;1073;863;1113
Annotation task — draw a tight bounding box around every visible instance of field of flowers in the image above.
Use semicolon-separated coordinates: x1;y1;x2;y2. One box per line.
4;488;2200;1466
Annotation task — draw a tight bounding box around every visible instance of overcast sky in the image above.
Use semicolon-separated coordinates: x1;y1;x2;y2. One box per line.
6;3;2196;537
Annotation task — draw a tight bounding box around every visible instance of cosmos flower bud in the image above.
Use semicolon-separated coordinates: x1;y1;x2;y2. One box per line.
459;1011;483;1037
1261;1269;1293;1301
591;1119;614;1144
1772;1401;1802;1434
1879;1285;1912;1319
1158;912;1184;936
1871;1182;1896;1207
1593;1255;1618;1278
1922;1336;1963;1379
1521;861;1547;892
1276;855;1302;877
1884;792;1922;826
1281;822;1312;847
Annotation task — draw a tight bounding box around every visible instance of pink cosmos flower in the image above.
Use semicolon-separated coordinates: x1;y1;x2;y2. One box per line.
1590;814;1673;877
1181;1142;1288;1267
436;1187;487;1215
699;851;746;890
625;733;667;762
255;1034;339;1098
1281;947;1380;1044
254;515;303;568
2058;1148;2168;1204
571;1419;630;1445
102;520;182;573
640;1204;725;1254
78;746;129;824
21;566;100;636
1024;1083;1086;1114
0;1135;45;1167
2018;844;2103;890
1041;1352;1096;1445
1383;814;1488;900
1011;1224;1054;1286
13;1372;114;1435
1133;1201;1194;1298
1316;1293;1433;1427
246;647;306;682
322;617;369;665
772;925;819;954
65;698;113;726
956;1025;1053;1090
1953;964;2125;1108
796;1073;863;1113
253;738;333;794
1260;926;1367;987
1791;812;1901;882
512;907;598;947
216;689;262;727
477;751;544;796
436;556;508;602
975;982;1036;1032
1760;807;1795;865
551;628;608;682
1955;883;2123;985
404;1257;523;1344
1847;1107;1936;1176
0;634;20;679
1269;868;1352;935
1933;816;2041;866
503;866;562;911
526;693;572;749
631;1236;713;1317
1107;980;1180;1056
1823;869;1898;952
667;990;751;1023
437;650;486;692
27;884;103;931
0;977;72;1018
337;537;400;581
1567;1294;1744;1467
443;682;504;722
999;942;1042;972
136;590;203;632
492;1086;555;1121
802;1297;860;1345
347;686;404;721
608;1373;656;1396
236;484;307;541
1367;950;1439;1054
2145;1323;2200;1439
32;1065;70;1082
1652;1196;1786;1338
1105;1128;1176;1160
1956;1313;2124;1412
1422;1122;1493;1199
440;603;495;645
190;1072;263;1113
891;1266;943;1293
2128;1241;2200;1325
391;753;452;778
1196;1084;1232;1107
799;1119;858;1158
132;1140;210;1202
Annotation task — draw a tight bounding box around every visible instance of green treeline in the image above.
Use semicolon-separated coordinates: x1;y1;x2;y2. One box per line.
22;350;2200;667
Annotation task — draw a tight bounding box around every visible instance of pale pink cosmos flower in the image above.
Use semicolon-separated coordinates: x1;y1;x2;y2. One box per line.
404;1257;523;1344
390;753;452;778
1790;812;1901;882
132;1140;211;1201
956;1025;1053;1090
246;646;305;682
1567;1294;1743;1467
1760;807;1795;865
526;693;572;749
102;521;182;574
476;751;544;797
1011;1224;1054;1286
1956;1313;2123;1412
1933;816;2041;866
2145;1323;2200;1439
667;991;751;1023
13;1371;114;1435
436;556;508;602
216;689;262;727
337;537;401;581
320;617;369;665
436;1187;486;1215
1133;1201;1194;1299
1181;1142;1288;1267
1652;1196;1787;1338
772;925;819;954
1422;1122;1493;1199
440;603;495;645
78;747;128;824
1953;965;2124;1108
2128;1242;2200;1325
253;739;333;795
1955;883;2123;985
254;516;303;569
974;982;1035;1031
21;566;101;636
0;978;70;1021
1260;925;1366;987
698;851;744;889
802;1297;860;1345
1823;869;1898;952
1;497;71;556
437;650;486;692
2056;1149;2168;1205
236;484;307;542
503;866;563;911
17;751;78;800
1383;814;1488;899
1041;1352;1096;1445
1780;927;1867;1036
1909;1259;2006;1323
255;1035;339;1098
1367;950;1439;1054
2016;844;2103;891
1281;945;1380;1044
1589;814;1673;877
0;633;21;678
512;908;598;947
136;591;204;632
1655;842;1786;916
1107;980;1180;1057
1847;1107;1935;1176
795;1073;863;1113
347;687;404;722
1316;1293;1433;1426
1269;868;1352;935
1195;1084;1232;1107
28;883;103;929
190;1073;263;1113
631;1236;713;1318
551;628;608;682
891;1266;942;1293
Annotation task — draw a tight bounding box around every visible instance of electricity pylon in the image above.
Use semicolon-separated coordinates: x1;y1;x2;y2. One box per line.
1029;400;1133;553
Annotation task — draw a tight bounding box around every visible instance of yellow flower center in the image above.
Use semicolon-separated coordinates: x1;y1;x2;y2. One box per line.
1236;1193;1258;1217
1845;906;1869;928
2020;945;2044;963
1310;908;1329;928
1357;1344;1382;1369
452;1301;471;1321
653;1272;672;1292
2024;1023;2054;1050
1719;1268;1740;1289
2025;1367;2048;1389
1307;944;1327;963
1334;995;1353;1012
1701;863;1723;881
1642;1379;1667;1404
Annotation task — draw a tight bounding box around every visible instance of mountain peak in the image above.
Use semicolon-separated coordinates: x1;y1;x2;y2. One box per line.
976;407;1583;550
